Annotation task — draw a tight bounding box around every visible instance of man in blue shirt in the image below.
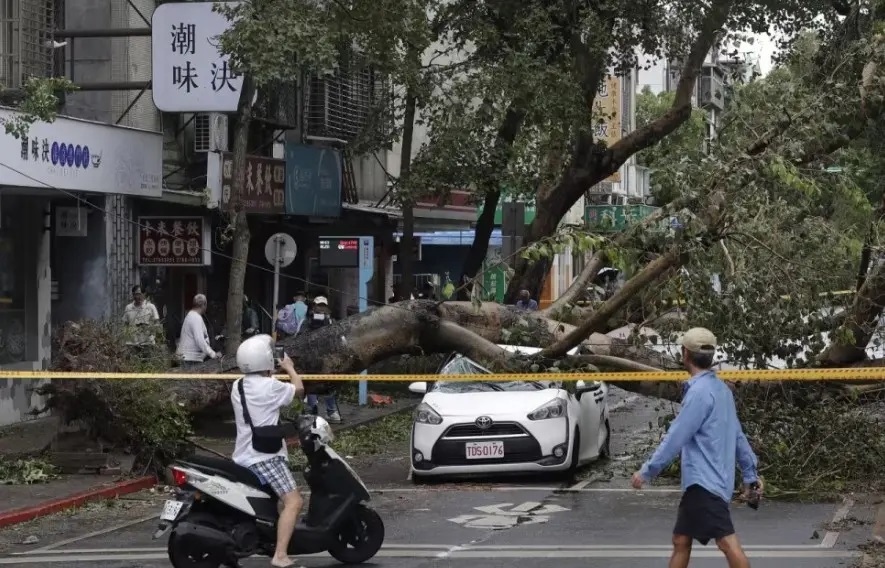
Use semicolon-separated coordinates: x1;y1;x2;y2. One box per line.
632;327;762;568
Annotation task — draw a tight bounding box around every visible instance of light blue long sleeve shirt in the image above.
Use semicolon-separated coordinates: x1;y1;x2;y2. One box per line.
639;370;759;503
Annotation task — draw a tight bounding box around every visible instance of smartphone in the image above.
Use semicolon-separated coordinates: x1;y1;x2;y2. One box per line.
747;482;761;510
273;346;285;367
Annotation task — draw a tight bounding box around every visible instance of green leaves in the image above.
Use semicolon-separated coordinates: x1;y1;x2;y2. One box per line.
1;77;76;140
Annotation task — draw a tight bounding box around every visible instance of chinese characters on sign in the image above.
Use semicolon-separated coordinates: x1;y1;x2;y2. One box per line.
152;2;244;112
137;216;207;266
593;75;622;183
220;153;286;213
0;109;163;197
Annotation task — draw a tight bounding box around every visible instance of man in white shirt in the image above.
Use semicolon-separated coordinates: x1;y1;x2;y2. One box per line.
232;335;305;568
176;294;220;366
122;285;159;349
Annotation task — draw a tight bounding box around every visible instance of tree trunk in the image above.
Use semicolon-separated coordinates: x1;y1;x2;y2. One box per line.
167;300;681;410
223;76;256;355
397;88;418;300
461;105;527;286
461;189;501;282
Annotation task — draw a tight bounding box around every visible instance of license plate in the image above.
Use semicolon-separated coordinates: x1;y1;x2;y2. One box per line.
465;441;504;459
160;500;184;521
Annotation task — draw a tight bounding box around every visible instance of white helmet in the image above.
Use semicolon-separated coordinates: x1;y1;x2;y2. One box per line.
311;416;335;445
236;334;275;374
313;296;328;306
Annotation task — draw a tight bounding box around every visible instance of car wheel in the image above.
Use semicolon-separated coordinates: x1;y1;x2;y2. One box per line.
600;420;611;459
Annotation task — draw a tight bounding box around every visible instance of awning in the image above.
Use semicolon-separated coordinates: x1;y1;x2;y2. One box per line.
343;201;402;218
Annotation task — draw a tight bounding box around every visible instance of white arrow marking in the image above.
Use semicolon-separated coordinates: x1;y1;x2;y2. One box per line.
511;501;543;512
475;502;569;516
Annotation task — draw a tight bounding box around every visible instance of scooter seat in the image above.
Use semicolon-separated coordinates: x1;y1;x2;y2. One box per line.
180;455;265;489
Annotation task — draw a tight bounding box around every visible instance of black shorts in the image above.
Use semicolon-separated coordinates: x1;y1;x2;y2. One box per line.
673;484;735;545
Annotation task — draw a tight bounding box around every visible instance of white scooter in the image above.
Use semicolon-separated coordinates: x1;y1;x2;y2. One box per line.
154;414;384;567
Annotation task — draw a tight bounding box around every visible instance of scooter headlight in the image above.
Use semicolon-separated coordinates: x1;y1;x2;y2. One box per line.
414;403;443;425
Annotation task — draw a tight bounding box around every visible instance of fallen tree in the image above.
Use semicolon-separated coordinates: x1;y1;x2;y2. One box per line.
151;300;683;412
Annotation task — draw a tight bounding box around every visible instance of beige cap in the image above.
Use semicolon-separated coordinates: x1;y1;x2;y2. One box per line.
681;327;717;353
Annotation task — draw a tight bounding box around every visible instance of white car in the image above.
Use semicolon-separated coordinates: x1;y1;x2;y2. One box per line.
409;345;610;480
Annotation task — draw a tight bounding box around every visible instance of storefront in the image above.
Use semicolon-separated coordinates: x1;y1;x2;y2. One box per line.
132;207;214;349
0;108;162;425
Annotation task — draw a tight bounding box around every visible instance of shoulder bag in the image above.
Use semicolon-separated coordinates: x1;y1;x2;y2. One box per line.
237;379;288;454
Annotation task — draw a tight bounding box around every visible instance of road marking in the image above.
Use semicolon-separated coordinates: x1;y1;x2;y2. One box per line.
874;497;885;544
368;486;682;493
24;514;158;553
0;548;860;563
449;501;571;529
820;497;854;548
12;543;838;556
568;479;594;490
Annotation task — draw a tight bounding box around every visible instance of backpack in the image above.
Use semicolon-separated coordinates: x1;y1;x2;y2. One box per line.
276;304;299;335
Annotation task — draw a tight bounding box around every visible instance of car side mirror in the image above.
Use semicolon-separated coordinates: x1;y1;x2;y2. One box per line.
409;381;428;394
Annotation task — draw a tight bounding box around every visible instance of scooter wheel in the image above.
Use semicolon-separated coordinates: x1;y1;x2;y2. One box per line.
168;533;222;568
167;514;224;568
328;505;385;564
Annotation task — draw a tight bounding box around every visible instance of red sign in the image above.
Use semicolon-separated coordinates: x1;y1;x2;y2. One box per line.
221;153;285;214
137;216;206;266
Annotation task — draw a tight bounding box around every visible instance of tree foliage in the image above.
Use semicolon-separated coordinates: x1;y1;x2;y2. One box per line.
0;77;76;139
635;87;707;205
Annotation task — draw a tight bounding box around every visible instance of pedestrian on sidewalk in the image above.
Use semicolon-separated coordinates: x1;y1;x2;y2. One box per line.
176;294;221;367
122;285;160;356
631;327;762;568
304;296;341;423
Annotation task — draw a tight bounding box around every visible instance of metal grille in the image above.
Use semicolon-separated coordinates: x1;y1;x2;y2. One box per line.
194;113;211;152
106;195;134;317
304;50;392;143
0;0;55;89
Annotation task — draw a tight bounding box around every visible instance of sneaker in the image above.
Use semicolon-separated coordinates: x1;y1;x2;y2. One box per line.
327;411;342;423
308;406;319;416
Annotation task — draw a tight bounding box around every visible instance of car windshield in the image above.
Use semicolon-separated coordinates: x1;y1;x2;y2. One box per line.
432;355;548;393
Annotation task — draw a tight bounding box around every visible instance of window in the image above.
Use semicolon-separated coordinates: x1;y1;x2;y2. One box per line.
0;0;55;89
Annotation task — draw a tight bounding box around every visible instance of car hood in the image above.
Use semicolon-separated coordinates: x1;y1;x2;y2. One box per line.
422;390;562;417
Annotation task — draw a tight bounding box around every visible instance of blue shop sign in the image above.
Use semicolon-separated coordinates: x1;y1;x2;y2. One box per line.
284;143;342;218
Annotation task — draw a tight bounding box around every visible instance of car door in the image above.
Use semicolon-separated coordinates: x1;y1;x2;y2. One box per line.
575;380;605;461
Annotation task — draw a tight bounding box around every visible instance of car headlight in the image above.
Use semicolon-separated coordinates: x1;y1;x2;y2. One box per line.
414;402;443;425
527;399;565;420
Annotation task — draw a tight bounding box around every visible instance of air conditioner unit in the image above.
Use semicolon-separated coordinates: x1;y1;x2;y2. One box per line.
193;113;229;153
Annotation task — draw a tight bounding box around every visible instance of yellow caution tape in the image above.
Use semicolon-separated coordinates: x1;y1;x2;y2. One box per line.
2;367;885;382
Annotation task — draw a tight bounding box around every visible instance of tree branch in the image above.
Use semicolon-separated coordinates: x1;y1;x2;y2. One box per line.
599;0;734;176
540;249;684;358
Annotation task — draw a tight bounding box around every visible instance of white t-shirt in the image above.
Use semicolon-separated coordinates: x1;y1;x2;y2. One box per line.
231;375;297;467
177;310;216;362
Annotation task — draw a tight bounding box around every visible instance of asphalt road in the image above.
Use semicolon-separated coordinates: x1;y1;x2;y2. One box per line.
0;387;879;567
0;486;876;568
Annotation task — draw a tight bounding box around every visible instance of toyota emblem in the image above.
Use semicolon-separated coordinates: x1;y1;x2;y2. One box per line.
475;416;493;429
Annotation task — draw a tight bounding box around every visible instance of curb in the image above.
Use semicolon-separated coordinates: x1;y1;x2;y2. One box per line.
0;475;157;529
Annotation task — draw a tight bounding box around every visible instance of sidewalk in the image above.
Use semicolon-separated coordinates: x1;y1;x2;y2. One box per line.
0;394;417;528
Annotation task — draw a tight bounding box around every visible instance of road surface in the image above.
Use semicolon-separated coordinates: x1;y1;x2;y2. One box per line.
0;387;878;567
